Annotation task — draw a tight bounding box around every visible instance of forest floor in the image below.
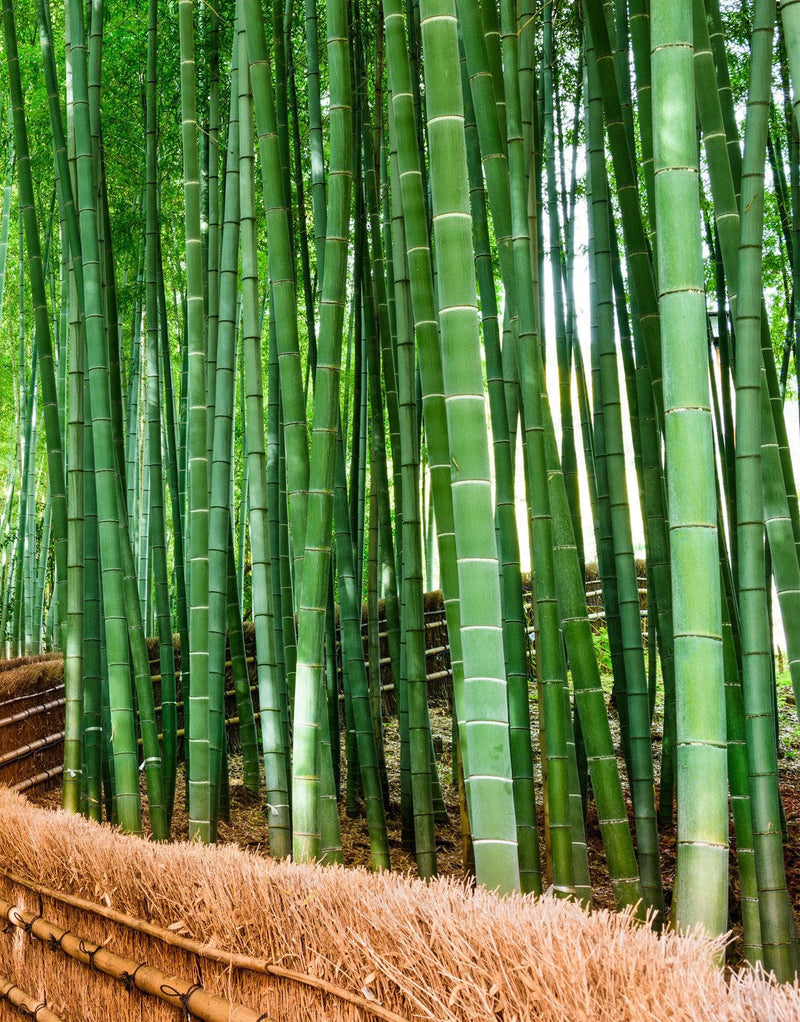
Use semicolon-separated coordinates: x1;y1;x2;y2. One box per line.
25;656;800;969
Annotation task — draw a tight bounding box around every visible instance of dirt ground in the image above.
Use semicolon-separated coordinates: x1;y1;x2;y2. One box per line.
25;695;800;969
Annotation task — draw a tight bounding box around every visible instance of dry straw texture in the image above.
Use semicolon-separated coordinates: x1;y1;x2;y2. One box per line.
0;788;798;1020
0;659;65;792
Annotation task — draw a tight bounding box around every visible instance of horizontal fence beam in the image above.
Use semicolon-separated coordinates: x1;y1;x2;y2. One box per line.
0;895;271;1022
0;971;64;1022
0;867;410;1022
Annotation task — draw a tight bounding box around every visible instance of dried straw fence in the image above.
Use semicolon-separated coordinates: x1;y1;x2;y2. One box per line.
1;787;799;1021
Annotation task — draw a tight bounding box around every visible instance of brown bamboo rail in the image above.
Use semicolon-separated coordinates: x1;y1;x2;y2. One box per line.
0;972;64;1021
11;765;62;793
0;731;64;767
0;869;410;1022
0;895;275;1022
0;687;65;716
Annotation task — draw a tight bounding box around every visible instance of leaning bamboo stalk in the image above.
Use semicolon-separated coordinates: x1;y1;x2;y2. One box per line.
0;869;409;1022
1;0;68;650
0;896;271;1022
586;34;661;918
734;0;798;980
244;0;310;593
583;0;664;425
66;0;166;837
0;972;63;1022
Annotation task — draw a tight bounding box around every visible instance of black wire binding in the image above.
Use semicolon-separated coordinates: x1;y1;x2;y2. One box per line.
160;980;202;1018
179;982;203;1016
46;929;68;953
77;937;101;968
120;963;144;992
12;997;34;1018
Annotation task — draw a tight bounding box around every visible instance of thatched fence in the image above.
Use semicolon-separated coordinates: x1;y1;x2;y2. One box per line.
0;786;799;1021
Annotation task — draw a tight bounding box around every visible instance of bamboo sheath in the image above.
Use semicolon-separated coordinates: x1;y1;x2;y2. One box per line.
0;871;409;1022
0;972;63;1021
0;895;272;1022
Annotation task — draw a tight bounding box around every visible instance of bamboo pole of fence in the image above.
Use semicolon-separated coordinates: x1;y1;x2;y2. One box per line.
0;868;410;1022
0;972;64;1021
11;766;63;792
0;896;273;1022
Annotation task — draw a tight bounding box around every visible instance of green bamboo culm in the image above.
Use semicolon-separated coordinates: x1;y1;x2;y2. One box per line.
734;0;799;981
178;0;212;842
651;0;728;941
389;182;439;876
33;0;86;790
419;0;520;895
238;3;291;857
291;0;353;862
476;10;539;895
333;428;391;870
145;0;177;824
206;35;245;831
585;27;663;919
382;0;471;872
65;0;146;835
1;0;68;659
244;0;310;604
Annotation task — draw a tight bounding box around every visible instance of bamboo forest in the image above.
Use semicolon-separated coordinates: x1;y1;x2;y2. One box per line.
2;0;800;993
